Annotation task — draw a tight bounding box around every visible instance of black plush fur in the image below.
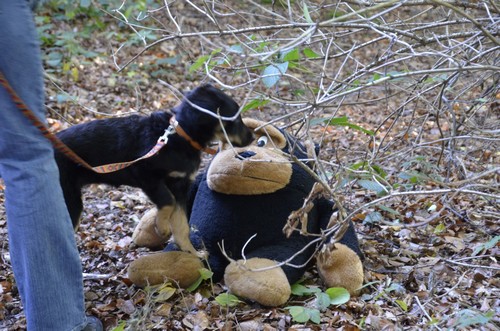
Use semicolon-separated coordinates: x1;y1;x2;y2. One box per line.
55;84;253;234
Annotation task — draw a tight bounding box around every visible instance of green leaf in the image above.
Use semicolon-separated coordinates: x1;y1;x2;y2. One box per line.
229;44;244;53
395;299;408;312
282;49;300;62
56;94;71;104
80;0;91;8
111;321;126;331
286;306;321;324
199;268;213;280
358;180;386;194
46;51;63;67
261;62;288;88
291;283;321;296
341;123;375;136
377;204;401;216
369;72;382;82
215;293;242;307
287;306;310;323
156;56;180;65
310;116;374;135
154;283;176;302
315;292;331;311
303;47;320;58
455;310;494;328
303;3;313;23
472;236;500;256
350;161;369;171
325;287;350;305
242;98;270;112
364;211;384;224
309;309;321;324
327;116;349;125
434;223;446;234
371;164;387;179
186;268;213;292
189;55;210;73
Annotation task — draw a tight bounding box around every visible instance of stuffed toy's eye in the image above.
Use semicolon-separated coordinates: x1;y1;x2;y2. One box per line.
257;136;268;147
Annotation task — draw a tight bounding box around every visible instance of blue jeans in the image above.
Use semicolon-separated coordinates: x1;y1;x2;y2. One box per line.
0;1;88;330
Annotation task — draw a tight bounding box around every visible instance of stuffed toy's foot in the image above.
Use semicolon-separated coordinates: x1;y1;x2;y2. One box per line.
224;258;291;307
316;243;364;295
132;208;169;249
128;251;203;288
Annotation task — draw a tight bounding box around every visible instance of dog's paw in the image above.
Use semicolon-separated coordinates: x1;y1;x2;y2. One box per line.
316;243;364;296
128;251;204;288
194;249;208;260
224;258;291;307
132;208;169;249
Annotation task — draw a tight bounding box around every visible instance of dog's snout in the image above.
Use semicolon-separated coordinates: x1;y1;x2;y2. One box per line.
227;122;254;147
236;151;256;159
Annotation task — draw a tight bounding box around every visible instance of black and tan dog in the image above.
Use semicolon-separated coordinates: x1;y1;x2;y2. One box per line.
55;84;253;256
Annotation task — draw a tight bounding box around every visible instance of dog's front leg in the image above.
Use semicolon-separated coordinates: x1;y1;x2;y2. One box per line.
168;206;206;259
146;184;204;258
156;204;205;258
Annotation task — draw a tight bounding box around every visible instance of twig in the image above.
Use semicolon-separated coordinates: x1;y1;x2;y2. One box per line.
414;296;443;331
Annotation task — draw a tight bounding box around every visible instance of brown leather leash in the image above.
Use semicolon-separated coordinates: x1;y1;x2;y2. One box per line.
0;70;215;174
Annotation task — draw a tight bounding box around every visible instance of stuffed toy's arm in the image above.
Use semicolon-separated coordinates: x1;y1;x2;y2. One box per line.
316;198;364;295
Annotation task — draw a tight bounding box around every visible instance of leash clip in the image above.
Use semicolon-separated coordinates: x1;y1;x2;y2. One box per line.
159;124;176;143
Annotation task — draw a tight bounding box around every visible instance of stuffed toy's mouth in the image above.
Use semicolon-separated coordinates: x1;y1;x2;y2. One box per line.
206;147;293;195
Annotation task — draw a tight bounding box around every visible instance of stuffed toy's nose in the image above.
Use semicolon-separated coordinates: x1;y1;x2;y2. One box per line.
236;151;256;159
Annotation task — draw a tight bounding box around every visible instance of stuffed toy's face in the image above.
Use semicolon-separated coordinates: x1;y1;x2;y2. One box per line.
207;118;298;195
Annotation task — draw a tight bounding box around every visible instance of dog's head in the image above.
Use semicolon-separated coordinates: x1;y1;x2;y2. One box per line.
173;84;253;147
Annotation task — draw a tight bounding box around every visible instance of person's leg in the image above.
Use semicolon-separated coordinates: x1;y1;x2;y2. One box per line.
0;1;87;330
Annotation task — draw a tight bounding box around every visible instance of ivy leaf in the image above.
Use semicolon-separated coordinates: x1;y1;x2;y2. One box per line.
261;62;288;88
325;287;350;305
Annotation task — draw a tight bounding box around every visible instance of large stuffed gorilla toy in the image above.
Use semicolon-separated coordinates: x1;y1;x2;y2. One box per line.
128;119;364;307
